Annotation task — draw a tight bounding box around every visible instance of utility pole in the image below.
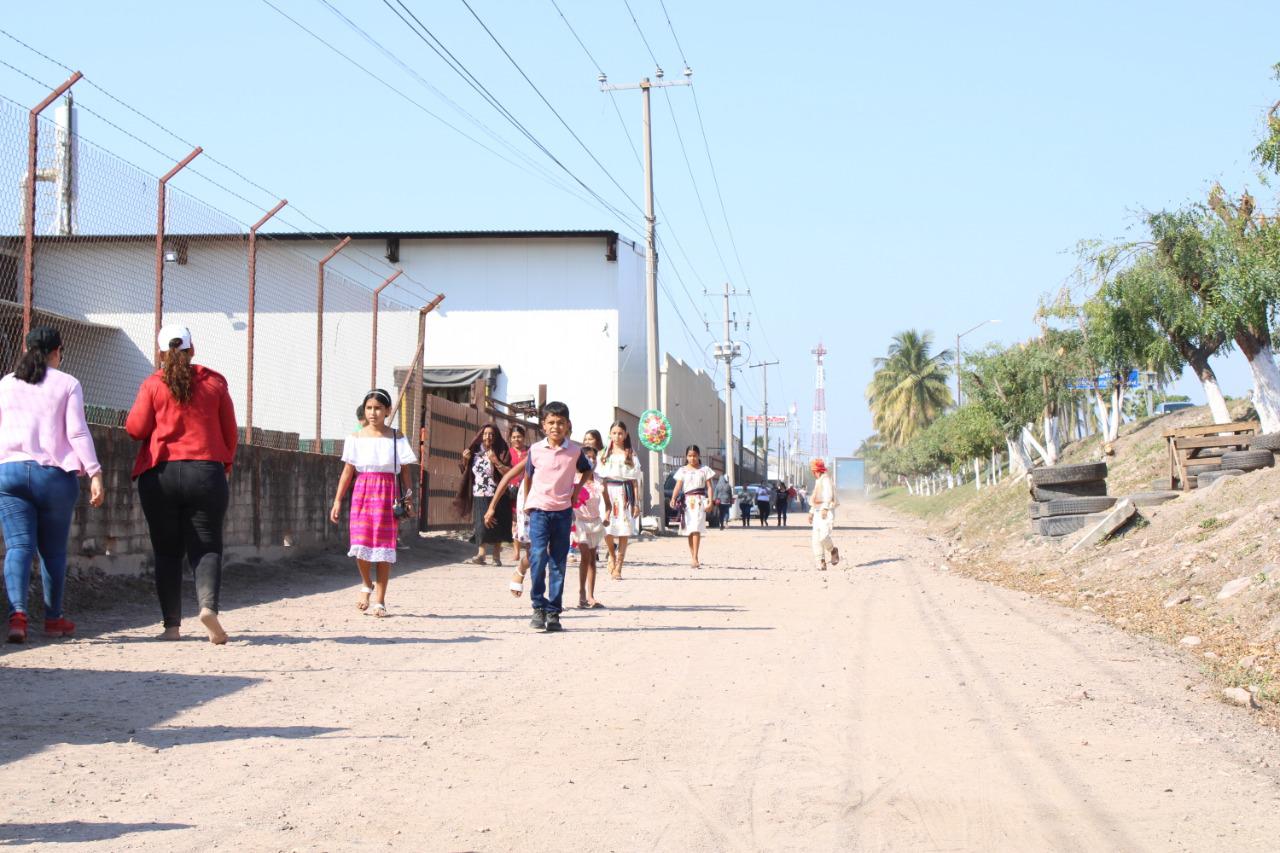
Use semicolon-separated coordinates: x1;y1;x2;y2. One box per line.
750;360;780;481
714;282;742;488
602;65;692;528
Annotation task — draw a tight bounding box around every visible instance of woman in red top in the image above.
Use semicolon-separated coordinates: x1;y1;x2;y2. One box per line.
126;325;237;644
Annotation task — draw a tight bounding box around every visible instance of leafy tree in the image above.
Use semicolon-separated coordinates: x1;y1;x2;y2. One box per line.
865;330;954;446
1109;238;1231;423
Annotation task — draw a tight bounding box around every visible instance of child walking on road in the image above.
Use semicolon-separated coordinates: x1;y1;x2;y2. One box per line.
669;445;717;569
574;445;606;608
808;459;840;570
486;402;592;632
330;389;417;616
598;421;641;580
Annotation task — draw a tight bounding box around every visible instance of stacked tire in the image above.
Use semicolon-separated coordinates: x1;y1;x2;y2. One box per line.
1028;462;1115;538
1196;434;1278;487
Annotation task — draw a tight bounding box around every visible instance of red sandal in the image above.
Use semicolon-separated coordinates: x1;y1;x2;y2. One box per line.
43;617;75;638
7;612;28;644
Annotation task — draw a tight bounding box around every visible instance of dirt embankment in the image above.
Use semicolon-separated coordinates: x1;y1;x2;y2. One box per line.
880;402;1280;718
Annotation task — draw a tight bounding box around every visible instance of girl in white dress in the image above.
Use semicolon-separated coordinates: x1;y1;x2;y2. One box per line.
669;445;717;569
330;389;417;616
598;421;641;580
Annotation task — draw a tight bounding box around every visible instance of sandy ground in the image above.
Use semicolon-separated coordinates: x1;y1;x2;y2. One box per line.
3;501;1280;852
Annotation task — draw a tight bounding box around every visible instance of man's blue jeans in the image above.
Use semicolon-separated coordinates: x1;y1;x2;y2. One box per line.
527;507;572;614
0;461;80;619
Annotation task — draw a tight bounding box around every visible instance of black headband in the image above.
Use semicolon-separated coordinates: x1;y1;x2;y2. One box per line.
363;388;392;407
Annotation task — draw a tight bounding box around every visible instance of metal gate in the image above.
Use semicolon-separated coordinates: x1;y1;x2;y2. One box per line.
419;392;544;531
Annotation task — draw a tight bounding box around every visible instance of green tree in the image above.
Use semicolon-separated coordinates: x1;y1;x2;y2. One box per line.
865;330;954;446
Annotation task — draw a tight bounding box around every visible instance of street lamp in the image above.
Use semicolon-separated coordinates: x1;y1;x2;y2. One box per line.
955;319;1000;407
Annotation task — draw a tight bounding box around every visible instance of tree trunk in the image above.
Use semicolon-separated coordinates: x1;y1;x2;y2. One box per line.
1042;412;1060;465
973;458;981;491
1006;437;1031;476
1237;334;1280;433
1184;353;1232;425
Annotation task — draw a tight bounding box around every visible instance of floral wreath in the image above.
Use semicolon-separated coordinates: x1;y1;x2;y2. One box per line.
638;408;672;452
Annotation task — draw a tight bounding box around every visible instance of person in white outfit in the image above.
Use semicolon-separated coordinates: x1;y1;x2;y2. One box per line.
808;458;839;570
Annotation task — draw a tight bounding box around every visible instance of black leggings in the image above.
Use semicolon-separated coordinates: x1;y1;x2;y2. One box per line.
137;461;229;627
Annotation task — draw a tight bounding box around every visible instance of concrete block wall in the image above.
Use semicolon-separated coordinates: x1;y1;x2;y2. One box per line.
55;425;405;576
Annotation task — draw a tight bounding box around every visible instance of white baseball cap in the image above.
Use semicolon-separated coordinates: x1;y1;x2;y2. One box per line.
157;324;192;351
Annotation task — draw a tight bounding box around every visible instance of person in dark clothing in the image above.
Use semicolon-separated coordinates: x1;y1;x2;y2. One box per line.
737;487;753;528
775;481;789;526
126;325;237;644
756;482;773;527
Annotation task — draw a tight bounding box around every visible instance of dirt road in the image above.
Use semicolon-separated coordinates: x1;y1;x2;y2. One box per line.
3;501;1280;852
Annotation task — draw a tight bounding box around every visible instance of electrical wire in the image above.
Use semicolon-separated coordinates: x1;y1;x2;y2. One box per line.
380;0;644;235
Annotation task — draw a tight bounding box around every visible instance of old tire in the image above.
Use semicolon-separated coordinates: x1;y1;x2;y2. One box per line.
1029;502;1045;519
1247;432;1280;452
1128;490;1181;507
1196;468;1245;488
1037;513;1105;537
1220;449;1275;472
1040;496;1117;518
1031;480;1107;501
1030;462;1108;486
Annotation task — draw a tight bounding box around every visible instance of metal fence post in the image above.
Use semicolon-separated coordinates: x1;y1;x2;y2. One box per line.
153;146;202;366
315;236;351;447
245;199;287;445
22;71;81;342
371;269;403;388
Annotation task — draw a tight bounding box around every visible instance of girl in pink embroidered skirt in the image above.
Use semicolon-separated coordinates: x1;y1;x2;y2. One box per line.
330;389;416;617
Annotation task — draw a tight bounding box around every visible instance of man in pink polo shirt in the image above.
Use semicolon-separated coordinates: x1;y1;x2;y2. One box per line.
486;401;592;632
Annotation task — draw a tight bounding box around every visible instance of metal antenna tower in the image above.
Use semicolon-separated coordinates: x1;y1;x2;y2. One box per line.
811;342;829;460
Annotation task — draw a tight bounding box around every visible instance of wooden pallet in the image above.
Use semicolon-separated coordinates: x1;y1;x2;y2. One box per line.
1162;421;1259;490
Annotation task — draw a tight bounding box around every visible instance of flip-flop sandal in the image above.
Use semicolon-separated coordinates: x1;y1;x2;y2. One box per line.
589;601;605;609
470;556;488;565
578;597;589;609
509;568;526;598
356;585;373;611
365;603;388;617
830;548;840;567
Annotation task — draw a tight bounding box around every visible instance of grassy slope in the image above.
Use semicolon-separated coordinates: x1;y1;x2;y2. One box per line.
875;401;1280;713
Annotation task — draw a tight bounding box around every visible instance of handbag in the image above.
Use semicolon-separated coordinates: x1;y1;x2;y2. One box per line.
391;427;410;519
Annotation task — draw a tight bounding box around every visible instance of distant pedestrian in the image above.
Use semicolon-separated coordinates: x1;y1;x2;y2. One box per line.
808;459;840;570
329;389;416;617
737;486;754;528
670;445;717;569
713;475;733;529
456;424;512;566
775;481;790;526
598;421;641;580
756;481;773;526
0;326;106;644
126;325;237;643
486;401;592;632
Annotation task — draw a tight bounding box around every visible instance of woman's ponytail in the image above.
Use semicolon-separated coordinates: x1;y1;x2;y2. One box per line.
14;325;62;385
161;340;194;403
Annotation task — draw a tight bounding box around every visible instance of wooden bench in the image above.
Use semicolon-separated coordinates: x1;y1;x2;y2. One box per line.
1162;421;1259;490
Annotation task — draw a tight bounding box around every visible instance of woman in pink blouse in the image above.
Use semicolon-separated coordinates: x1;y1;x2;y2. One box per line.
0;326;105;643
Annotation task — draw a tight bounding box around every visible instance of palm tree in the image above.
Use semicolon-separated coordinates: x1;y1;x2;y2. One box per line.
866;330;954;445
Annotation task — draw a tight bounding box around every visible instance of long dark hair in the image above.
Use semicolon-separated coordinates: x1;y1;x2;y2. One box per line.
161;339;195;403
583;428;604;451
600;420;634;465
14;325;62;385
454;423;511;516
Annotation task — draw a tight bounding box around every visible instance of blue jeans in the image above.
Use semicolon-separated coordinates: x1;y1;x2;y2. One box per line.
0;461;80;619
527;508;572;614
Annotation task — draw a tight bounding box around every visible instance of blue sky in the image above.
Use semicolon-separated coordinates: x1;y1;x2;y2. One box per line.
2;1;1278;454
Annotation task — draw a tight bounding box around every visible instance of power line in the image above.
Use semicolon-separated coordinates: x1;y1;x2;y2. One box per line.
453;0;646;219
619;0;661;67
378;0;643;235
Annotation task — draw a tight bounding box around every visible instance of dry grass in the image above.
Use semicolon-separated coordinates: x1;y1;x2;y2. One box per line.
878;400;1280;722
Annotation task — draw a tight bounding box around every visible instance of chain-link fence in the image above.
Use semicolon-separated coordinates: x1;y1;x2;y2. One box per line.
1;94;424;452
